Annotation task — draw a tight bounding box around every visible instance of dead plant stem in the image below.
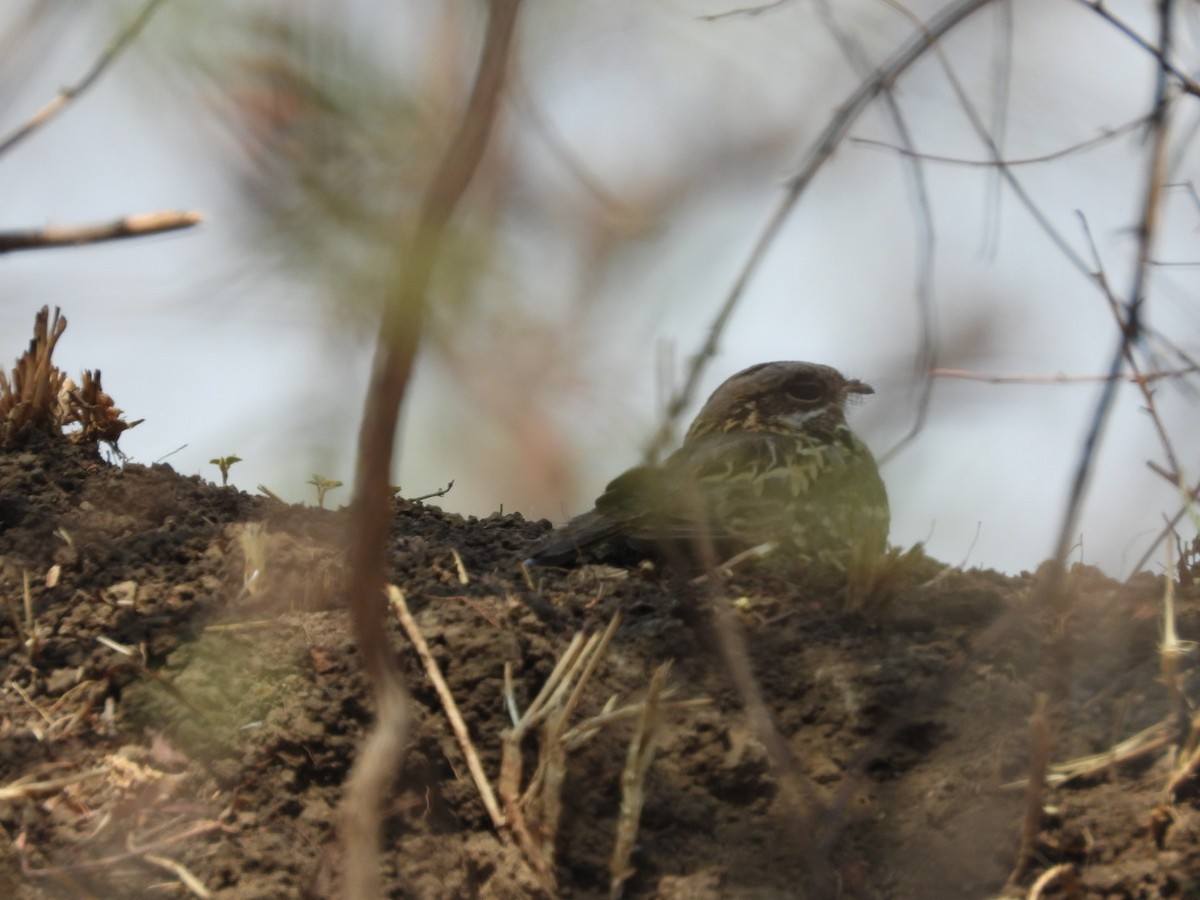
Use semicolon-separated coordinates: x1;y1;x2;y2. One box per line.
388;586;504;831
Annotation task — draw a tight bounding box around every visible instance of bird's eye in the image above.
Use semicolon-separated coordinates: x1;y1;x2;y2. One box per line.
786;378;825;404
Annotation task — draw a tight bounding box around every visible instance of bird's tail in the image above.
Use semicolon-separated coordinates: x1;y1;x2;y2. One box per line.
524;510;620;567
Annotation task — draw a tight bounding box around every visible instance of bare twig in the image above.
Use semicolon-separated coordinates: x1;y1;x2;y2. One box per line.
1076;0;1200;99
388;586;504;831
339;2;523;897
699;0;790;21
498;618;621;891
0;0;172;158
0;211;202;254
646;0;992;462
1127;465;1200;576
852;114;1149;168
1042;1;1174;580
1165;725;1200;800
409;480;455;502
1006;3;1174;883
932;365;1199;385
499;629;589;891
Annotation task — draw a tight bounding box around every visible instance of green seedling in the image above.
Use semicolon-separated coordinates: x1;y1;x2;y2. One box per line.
308;475;343;509
210;455;243;486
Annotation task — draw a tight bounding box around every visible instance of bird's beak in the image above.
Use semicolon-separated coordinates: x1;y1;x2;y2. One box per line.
845;379;874;396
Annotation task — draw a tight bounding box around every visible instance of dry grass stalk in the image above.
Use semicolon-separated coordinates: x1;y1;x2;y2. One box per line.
1043;552;1199;800
9;674;103;745
560;696;709;750
388;586;504;831
1027;862;1078;900
537;710;569;867
497;615;698;893
21;570;44;663
0;306;68;446
143;852;212;899
1164;729;1200;800
609;662;670;900
499;629;592;891
236;523;268;600
450;548;470;585
0;767;109;801
1039;719;1177;787
687;542;777;585
1159;546;1188;733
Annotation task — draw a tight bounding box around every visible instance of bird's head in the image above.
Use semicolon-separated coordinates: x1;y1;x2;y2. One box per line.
683;361;874;442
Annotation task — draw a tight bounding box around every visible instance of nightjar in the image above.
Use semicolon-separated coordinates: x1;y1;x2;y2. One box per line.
525;361;889;569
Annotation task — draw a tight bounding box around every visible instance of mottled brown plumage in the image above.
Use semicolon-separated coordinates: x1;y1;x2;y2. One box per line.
526;361;889;568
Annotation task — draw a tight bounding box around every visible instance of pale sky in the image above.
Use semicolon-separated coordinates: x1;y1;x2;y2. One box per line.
2;0;1199;577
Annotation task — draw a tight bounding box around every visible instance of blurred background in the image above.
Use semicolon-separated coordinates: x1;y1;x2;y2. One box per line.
1;0;1198;577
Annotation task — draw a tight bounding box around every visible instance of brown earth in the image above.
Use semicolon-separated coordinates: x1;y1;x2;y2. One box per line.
2;433;1199;898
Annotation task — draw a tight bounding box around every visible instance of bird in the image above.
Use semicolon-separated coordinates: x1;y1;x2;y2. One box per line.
525;361;889;569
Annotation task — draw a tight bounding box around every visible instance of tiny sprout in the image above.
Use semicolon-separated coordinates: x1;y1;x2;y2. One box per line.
307;475;343;509
210;455;243;486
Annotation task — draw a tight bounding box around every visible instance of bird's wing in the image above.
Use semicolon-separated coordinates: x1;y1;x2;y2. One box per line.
526;429;888;565
523;507;624;566
618;430;886;550
524;466;663;565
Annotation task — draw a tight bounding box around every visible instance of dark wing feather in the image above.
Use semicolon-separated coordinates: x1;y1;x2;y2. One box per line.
524;465;663;566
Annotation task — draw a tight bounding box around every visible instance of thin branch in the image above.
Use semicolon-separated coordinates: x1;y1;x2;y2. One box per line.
1047;0;1173;579
699;0;791;21
1076;0;1200;99
645;0;993;462
1125;463;1200;577
0;211;202;254
339;2;523;898
884;0;1175;592
408;480;455;502
851;114;1149;167
888;1;1098;282
0;0;171;158
1077;211;1187;499
932;365;1199;385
